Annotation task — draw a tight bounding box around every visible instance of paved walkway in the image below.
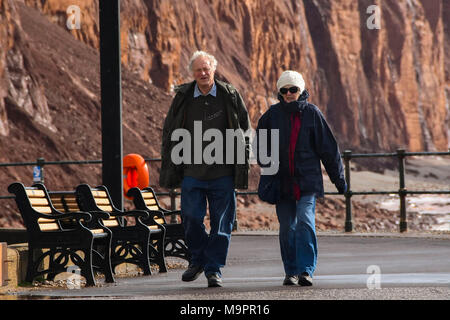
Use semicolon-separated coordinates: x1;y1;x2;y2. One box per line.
1;232;449;301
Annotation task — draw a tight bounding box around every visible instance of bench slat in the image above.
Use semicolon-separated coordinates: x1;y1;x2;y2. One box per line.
146;205;159;211
95;198;110;205
26;189;45;197
142;193;156;200
154;218;165;225
63;196;77;201
39;222;59;231
103;219;119;227
92;190;107;197
30;198;50;206
33;206;52;214
38;218;56;223
91;229;106;234
98;205;113;212
144;199;157;205
65;204;80;210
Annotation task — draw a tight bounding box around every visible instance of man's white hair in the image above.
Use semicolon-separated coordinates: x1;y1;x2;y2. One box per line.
188;51;218;72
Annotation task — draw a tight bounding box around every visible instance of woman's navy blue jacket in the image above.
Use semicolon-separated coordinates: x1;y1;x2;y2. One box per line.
256;90;346;198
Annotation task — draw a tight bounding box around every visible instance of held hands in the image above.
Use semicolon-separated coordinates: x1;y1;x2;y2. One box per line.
335;179;347;194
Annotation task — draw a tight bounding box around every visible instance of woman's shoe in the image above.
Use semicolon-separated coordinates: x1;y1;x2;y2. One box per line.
206;272;223;287
283;275;299;285
298;272;313;286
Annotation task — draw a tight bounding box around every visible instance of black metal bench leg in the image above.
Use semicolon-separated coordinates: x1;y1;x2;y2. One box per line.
92;239;115;283
81;248;96;287
102;238;115;283
46;248;58;281
25;246;37;283
154;236;167;273
141;240;152;276
109;240;119;275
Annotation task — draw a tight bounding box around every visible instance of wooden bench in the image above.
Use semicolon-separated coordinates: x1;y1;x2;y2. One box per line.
7;182;115;286
75;184;168;275
127;187;191;262
48;190;82;229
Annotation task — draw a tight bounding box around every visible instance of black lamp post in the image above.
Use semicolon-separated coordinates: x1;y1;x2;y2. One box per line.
99;0;123;210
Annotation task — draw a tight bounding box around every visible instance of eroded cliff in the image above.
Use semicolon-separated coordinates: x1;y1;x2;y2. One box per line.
3;0;448;152
0;0;448;229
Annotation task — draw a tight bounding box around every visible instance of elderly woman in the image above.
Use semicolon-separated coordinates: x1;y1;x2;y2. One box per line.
256;70;347;286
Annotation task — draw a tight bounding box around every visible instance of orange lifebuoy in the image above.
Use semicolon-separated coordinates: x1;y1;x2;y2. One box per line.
123;153;149;199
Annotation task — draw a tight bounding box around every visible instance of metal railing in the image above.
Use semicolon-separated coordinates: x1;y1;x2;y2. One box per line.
341;149;450;232
1;149;449;232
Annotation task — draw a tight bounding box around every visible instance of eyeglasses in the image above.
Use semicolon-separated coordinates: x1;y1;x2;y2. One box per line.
280;86;299;95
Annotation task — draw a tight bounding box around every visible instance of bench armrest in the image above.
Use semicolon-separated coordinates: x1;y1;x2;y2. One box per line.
36;210;92;223
141;209;168;226
162;209;181;216
142;209;169;221
111;209;149;219
86;210;111;220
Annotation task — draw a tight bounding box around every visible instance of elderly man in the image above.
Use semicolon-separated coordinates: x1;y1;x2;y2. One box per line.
160;51;250;287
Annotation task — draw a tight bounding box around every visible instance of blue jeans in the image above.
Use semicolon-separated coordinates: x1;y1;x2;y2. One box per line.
181;176;236;276
275;194;317;277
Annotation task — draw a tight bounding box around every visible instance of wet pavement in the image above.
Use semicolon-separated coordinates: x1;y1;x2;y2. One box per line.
1;232;449;300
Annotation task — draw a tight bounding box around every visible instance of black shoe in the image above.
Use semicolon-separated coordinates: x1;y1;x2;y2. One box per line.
283;275;299;286
206;273;223;288
298;272;313;286
182;265;204;282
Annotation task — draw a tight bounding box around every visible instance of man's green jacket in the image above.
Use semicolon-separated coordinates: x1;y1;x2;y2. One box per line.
159;80;251;189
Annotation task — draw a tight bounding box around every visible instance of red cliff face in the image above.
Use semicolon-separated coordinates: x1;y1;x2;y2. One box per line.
131;0;449;152
0;0;448;228
0;0;12;137
444;0;450;144
1;0;55;139
17;0;449;152
0;0;448;167
0;0;172;193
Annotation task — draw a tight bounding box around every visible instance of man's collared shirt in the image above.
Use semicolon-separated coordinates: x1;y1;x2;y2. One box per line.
194;82;217;98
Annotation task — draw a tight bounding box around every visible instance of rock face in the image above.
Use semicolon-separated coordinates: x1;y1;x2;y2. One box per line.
0;0;54;138
12;0;448;152
0;0;448;229
0;0;173;227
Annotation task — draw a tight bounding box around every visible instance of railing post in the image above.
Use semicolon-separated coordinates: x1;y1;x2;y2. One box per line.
397;148;407;232
343;150;353;232
36;157;45;183
169;189;178;223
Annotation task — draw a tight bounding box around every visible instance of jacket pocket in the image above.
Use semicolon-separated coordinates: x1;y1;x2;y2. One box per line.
295;152;321;177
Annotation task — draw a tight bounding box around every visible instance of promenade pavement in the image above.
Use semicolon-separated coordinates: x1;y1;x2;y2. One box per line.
1;231;448;301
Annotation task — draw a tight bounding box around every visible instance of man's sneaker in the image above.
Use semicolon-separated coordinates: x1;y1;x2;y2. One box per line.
298;272;313;286
206;273;223;287
283;275;299;286
182;265;204;282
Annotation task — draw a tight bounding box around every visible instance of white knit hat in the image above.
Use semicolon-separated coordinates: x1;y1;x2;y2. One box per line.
276;70;305;93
